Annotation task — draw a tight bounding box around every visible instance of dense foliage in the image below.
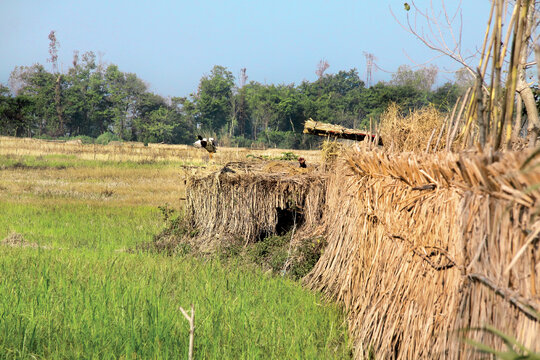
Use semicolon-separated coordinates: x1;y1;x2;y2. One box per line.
1;52;463;148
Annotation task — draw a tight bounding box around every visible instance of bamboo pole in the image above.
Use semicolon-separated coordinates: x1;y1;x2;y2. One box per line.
491;0;504;145
449;87;472;149
476;68;487;148
478;0;496;75
434;116;448;151
445;96;461;150
425;127;437;153
497;0;527;149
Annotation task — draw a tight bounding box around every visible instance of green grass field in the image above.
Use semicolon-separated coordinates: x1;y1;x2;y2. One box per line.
0;155;350;359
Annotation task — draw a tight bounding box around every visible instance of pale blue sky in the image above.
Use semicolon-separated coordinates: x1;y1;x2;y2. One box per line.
1;0;491;97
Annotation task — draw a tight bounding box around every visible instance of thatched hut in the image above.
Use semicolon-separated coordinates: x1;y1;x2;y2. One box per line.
304;150;540;359
185;161;327;253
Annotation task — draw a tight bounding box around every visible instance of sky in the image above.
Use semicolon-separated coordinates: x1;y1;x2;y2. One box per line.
1;0;492;98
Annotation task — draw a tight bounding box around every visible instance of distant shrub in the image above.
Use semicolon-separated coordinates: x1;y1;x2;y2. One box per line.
280;152;298;161
96;132;121;145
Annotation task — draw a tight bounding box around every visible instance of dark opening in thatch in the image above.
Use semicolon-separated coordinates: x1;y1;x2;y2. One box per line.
184;161;327;253
275;207;304;236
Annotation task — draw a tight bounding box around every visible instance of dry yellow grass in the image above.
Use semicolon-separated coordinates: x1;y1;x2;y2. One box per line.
0;136;322;208
0;164;188;208
304;149;540;359
0;136;321;165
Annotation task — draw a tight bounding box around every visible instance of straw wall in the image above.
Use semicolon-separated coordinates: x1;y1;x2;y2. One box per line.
185;162;326;252
304;150;540;359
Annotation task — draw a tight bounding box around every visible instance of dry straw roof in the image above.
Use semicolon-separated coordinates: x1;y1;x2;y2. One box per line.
304;149;540;359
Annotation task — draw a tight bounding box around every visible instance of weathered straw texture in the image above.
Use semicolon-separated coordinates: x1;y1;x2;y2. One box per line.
185;161;326;252
379;103;448;153
304;149;540;359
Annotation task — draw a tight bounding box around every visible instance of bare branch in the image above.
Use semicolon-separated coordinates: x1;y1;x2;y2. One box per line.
389;2;476;77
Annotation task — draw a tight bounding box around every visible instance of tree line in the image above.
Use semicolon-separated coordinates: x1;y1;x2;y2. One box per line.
1;51;466;149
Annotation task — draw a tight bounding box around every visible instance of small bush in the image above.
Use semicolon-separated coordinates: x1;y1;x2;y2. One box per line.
96;132;121;145
279;152;298;161
150;212;327;280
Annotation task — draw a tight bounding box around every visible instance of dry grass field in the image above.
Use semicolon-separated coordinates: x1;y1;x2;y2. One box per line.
0;136;322;209
0;136;322;164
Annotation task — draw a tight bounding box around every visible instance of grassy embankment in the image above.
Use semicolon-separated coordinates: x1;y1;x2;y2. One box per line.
0;153;350;359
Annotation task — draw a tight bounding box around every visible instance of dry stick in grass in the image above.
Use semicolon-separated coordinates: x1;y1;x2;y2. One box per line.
425;128;437;153
445;96;461;150
433;116;448;152
448;88;472;151
179;304;195;360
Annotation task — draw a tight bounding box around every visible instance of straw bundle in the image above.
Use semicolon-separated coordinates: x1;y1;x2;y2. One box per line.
185;161;327;253
379;103;448;153
303;118;383;145
304;149;540;359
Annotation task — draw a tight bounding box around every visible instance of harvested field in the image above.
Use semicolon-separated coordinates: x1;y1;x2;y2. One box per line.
0;136;320;164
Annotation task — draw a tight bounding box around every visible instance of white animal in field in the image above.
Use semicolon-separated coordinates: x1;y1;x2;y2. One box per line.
193;135;217;159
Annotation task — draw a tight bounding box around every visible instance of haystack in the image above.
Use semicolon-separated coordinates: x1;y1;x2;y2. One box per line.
185;160;326;253
304;149;540;359
379;103;447;152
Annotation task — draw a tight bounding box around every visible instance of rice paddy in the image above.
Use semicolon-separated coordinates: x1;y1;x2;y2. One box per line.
0;146;350;359
3;133;539;360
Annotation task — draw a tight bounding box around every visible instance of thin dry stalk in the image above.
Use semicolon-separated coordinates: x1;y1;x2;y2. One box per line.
179;305;195;360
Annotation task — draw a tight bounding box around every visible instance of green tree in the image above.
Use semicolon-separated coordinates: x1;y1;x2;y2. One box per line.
299;69;366;128
10;64;57;135
0;85;34;136
244;82;280;139
170;96;197;144
195;65;235;132
105;64;147;140
230;87;251;137
429;82;460;112
64;51;111;137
